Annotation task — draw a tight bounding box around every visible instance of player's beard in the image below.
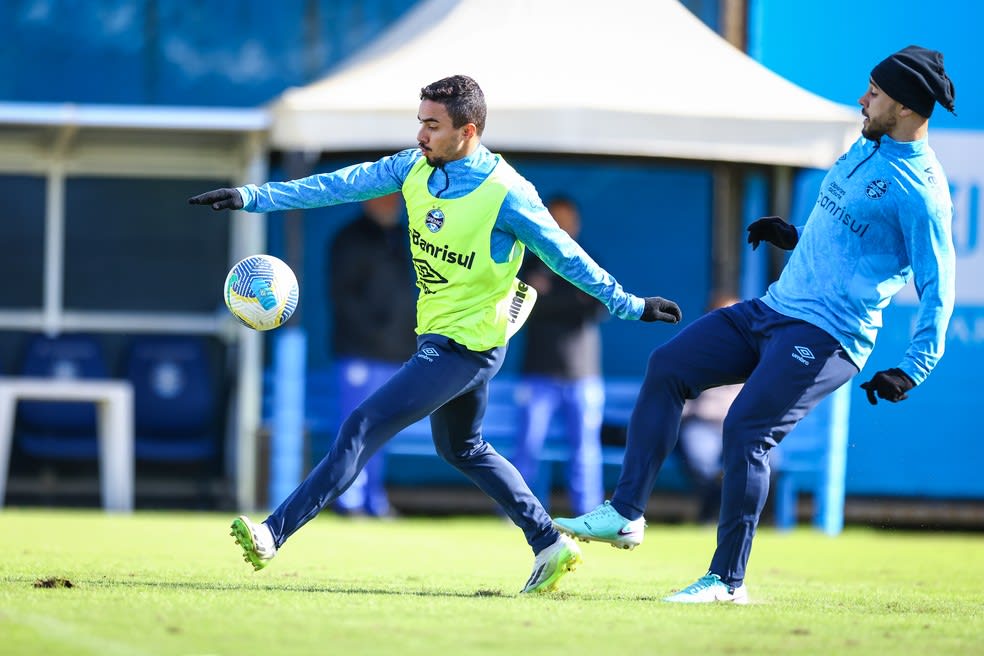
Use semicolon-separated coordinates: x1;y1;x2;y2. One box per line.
425;153;447;168
419;145;446;168
861;112;895;141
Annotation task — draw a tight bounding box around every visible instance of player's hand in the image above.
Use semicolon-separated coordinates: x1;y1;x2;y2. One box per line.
859;368;915;405
641;297;682;324
746;216;798;250
188;188;244;211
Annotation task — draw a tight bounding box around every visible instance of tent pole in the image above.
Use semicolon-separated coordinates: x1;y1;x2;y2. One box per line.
712;163;742;298
768;165;794;281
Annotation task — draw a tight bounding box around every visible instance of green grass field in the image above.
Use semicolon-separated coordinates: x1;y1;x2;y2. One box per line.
1;509;981;655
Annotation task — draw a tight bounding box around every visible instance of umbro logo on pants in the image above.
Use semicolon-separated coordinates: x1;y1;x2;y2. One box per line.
791;345;815;366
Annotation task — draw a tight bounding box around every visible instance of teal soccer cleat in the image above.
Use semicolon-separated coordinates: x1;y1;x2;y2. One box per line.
230;515;277;571
663;573;748;604
552;501;646;550
520;534;582;594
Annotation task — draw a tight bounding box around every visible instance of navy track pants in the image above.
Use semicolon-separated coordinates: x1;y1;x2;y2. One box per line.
264;333;559;554
612;299;858;586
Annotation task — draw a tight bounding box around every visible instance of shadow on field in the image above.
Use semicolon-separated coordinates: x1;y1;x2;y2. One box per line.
11;575;659;601
12;576;503;598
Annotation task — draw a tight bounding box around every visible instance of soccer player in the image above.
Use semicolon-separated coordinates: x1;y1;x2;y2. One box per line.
554;46;957;603
190;75;682;594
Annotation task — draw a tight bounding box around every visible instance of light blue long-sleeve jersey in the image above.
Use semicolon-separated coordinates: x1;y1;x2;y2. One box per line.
763;135;956;384
239;145;645;321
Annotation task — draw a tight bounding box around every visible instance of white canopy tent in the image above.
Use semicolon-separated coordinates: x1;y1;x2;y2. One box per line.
269;0;859;168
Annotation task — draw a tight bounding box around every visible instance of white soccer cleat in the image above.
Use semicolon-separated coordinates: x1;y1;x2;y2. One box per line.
520;534;582;594
230;515;277;571
663;573;749;604
552;501;646;549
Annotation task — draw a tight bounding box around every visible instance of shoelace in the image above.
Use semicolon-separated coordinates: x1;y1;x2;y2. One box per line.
681;574;722;593
583;502;618;521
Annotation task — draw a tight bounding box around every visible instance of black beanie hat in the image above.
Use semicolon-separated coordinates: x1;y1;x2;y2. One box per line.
871;45;956;118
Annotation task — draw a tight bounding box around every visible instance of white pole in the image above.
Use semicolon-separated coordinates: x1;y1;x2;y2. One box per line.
233;131;268;511
43;164;65;336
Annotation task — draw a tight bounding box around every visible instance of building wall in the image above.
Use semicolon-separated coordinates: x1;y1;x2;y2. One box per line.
0;0;414;106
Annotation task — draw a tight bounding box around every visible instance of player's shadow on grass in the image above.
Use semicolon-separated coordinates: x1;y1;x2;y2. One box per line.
14;576;660;601
15;576;506;598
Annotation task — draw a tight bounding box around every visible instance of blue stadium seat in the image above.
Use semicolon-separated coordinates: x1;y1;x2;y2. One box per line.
15;333;108;459
124;335;219;462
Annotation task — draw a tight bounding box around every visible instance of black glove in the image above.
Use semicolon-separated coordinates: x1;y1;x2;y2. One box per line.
641;297;682;324
746;216;799;250
859;368;915;405
188;188;244;211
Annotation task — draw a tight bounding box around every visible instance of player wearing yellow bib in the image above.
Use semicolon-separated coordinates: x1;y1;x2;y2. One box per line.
190;75;681;594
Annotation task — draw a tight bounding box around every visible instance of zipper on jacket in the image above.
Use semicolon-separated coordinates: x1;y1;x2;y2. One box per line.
433;165;450;198
847;140;880;178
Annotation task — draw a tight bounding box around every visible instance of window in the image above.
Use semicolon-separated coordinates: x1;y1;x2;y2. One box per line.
0;176;45;310
64;177;230;313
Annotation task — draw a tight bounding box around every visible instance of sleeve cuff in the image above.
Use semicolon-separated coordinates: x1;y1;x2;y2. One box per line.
237;184;257;211
897;364;923;386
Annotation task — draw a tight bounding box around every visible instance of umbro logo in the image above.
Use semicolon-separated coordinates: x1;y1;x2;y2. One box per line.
416;346;440;363
791;345;815;366
412;257;448;295
412;258;448;285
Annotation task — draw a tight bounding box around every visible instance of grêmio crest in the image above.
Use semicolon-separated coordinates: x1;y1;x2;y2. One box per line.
425;208;445;233
865;179;889;199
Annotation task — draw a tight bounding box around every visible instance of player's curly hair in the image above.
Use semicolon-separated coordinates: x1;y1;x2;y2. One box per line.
420;75;487;135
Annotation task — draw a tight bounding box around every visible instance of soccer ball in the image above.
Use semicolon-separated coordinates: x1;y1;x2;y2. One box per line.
223;254;299;331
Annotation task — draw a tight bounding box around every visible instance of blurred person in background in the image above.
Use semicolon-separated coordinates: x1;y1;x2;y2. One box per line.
328;193;417;518
190;74;682;594
555;46;956;604
513;196;607;515
676;292;742;525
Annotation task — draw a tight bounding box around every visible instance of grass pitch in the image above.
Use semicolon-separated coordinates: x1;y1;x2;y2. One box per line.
1;509;981;655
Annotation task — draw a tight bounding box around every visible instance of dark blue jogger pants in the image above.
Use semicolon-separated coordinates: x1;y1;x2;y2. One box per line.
264;333;559;554
612;299;859;586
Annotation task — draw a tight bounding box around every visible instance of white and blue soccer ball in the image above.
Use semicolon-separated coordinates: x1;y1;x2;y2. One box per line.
223;254;299;331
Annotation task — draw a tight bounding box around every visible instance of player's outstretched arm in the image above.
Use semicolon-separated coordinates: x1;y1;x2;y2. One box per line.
188;188;244;211
640;296;682;324
746;216;799;251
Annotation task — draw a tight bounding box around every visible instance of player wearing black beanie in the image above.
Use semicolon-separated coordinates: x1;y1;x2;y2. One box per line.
554;45;958;605
870;45;956;118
